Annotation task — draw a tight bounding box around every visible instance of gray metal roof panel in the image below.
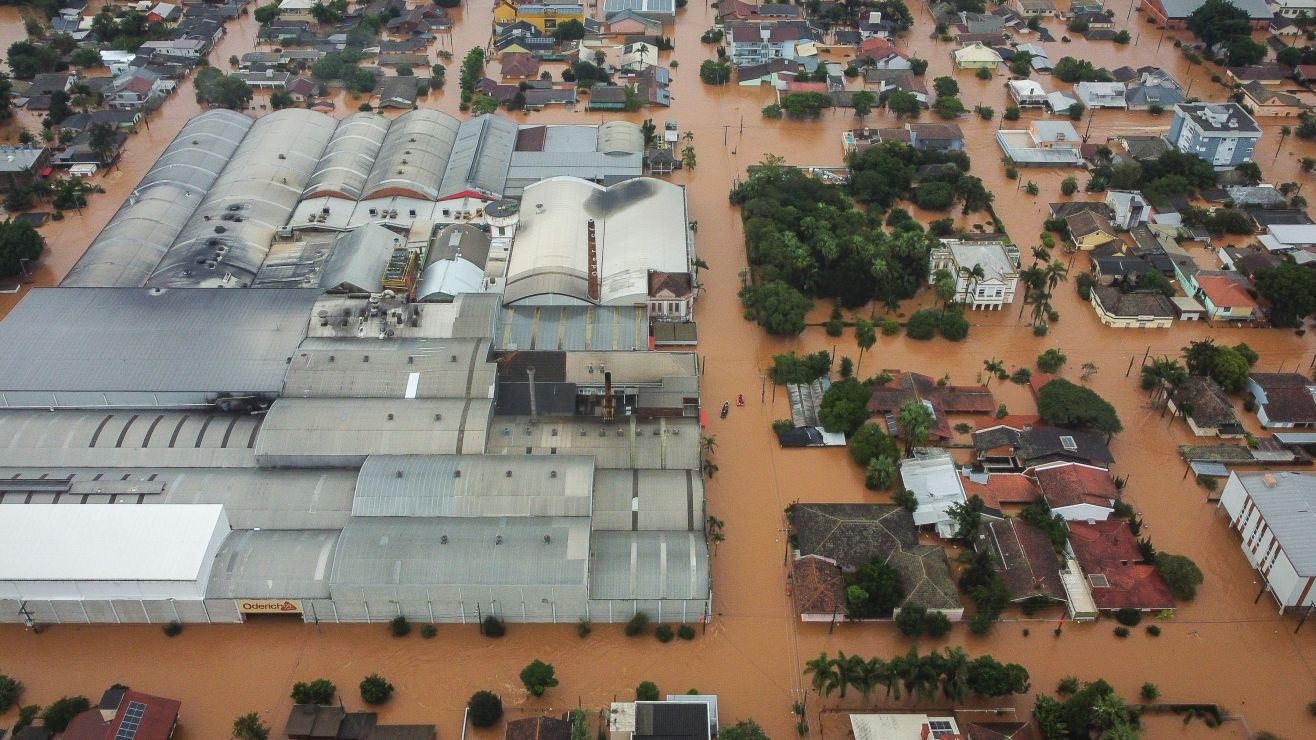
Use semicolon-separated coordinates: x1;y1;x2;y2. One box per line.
319;223;401;293
1235;472;1316;574
589;530;709;599
303;112;392;199
0;287;318;394
437;114;517;200
207;528;340;598
330;516;590;586
353;454;594;517
363;109;460;200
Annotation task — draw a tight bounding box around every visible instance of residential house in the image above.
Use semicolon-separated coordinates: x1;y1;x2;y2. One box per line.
789;503;965;619
1067;520;1175;612
1066;209;1121;251
1273;0;1316;17
1140;0;1271;29
792;554;845;622
524;87;577;109
1091;255;1152;286
727;21;815;66
1074;81;1127;109
500;52;541;80
1032;462;1121;521
996;121;1084;167
492;0;586;33
716;0;803;23
900;449;971;539
1247;373;1316;429
850;714;961;740
146;2;180;22
1105;190;1149;230
603;0;677;20
609;699;714;740
736;58;799;87
1220;245;1282;277
1168;376;1245;437
1194;273;1259;320
1259;223;1316;253
137;38;208;58
586;85;629;110
1124;67;1184;110
908;123;964;151
951;42;1002;70
856;37;910;69
105;74;158;110
1168;103;1261;167
863;69;929;106
647;270;693;321
236;68;291;88
287;76;317;103
1219;472;1316;612
1011;0;1057;16
1014;42;1053;72
928;238;1020;309
277;0;317;20
61;687;181;740
1271;15;1303;34
1226;64;1289;85
605;9;664;35
1240;81;1311;117
1090;286;1176;328
0;145;51;193
371;75;418;109
619;42;660;71
24;72;75;110
974;424;1114;471
1007;79;1049;108
637;65;671;106
982;518;1067;605
1046;90;1080;114
867;371;996;441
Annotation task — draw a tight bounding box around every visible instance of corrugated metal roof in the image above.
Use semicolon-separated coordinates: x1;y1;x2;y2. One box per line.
206;528;339;598
486;416;701;469
495;306;649;351
284;337;494;398
0;287;318;394
1234;472;1316;574
63;110;253;287
331;516;590;586
319;223;401;293
303;112;391;199
438;114;517;199
363;109;460;200
588;530;709;599
353;454;593;517
0;503;225;581
591;468;702;531
255;397;490;463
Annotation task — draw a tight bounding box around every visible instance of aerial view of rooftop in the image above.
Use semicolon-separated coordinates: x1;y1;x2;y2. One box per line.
2;0;1316;737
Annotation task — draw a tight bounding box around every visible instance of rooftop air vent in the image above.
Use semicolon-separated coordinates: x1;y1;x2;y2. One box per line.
495;535;503;545
395;469;403;478
550;470;557;478
1088;574;1109;588
454;470;461;477
544;535;552;543
505;470;513;477
440;535;448;544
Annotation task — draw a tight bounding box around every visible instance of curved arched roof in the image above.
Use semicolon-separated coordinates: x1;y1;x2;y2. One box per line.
302;112;391;200
361;109;461;201
596;121;644;155
147;109;339;288
62;110;253;287
437;114;516;201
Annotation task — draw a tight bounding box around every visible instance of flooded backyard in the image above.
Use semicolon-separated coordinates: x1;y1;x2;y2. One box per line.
3;0;1316;737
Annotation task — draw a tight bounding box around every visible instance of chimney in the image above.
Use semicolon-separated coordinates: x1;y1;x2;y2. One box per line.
586;219;600;302
527;366;538;423
603;371;615;423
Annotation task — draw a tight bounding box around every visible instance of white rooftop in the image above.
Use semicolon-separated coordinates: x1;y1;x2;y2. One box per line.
0;504;226;582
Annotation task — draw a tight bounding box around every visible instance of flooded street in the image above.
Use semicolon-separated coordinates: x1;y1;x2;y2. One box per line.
4;0;1316;737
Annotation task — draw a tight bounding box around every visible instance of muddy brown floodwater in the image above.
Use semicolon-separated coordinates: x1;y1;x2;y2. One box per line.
4;0;1316;738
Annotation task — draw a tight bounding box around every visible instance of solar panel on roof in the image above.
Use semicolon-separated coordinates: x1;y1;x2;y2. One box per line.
114;701;147;740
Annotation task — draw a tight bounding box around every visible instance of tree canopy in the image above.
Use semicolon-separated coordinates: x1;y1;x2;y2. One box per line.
846;556;905;618
41;696;91;732
770;350;832;384
290;679;335;705
850;423;899;466
1181;339;1257;392
740;280;812;335
232;712;270;740
467;691;503;727
0;218;45;279
194;67;253;109
1256;263;1316;327
1155;552;1204;600
519;659;559;697
1036;378;1123;436
819;378;873;436
719;720;770;740
1188;0;1253;49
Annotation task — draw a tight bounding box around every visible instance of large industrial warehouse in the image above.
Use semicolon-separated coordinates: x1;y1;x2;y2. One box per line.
0;109;708;627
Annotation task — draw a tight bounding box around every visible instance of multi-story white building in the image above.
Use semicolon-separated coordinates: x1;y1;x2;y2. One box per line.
1219;471;1316;612
928;239;1021;310
726;21;815;66
1168;102;1262;168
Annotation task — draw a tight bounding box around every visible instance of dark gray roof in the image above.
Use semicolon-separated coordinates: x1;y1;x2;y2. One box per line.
320;223;401;293
0;288;317;399
635;703;708;740
1175;102;1261;134
1019;426;1114;466
790;503;917;570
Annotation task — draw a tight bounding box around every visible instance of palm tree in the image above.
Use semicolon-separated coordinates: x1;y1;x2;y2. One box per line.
1043;260;1069;293
832;651;867;699
896;400;933;456
804;652;839;697
867;656;898;700
937;647;970;703
683;130;694;144
855;319;876;374
700;434;717;455
982;358;1005;387
932;268;956;314
958;264;985;303
1026;287;1051;329
1017;264;1046;319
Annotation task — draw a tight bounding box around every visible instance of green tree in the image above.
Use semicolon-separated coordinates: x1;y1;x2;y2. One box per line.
819;378;872;436
1155;552;1204;600
290;679;335;705
1188;0;1253;48
847;556;905;618
520;659;559;697
1060;177;1078;196
1037;348;1067;374
850;423;899;466
740;280;812;335
6;41;60;79
359;674;394;705
70;47;102;68
1036;378;1122;436
194;67;253;109
932;76;958;98
41;696;91;732
886;91;920;118
719;720;770;740
88;122;118;166
635;681;659;701
855;318;876;373
896;399;933;454
0;674;22;713
467;691;503;727
804;652;840;696
471;95;499;115
934;96;966;119
916;182;956;210
232;712;270;740
780;92;830;118
270;88;294;109
551;18;585;41
905;308;938;339
865;455;899;490
947;495;986;540
0;218;45;278
852;90;876;120
254;3;280;23
1256;263;1316;327
699;59;732;84
966;656;1030;698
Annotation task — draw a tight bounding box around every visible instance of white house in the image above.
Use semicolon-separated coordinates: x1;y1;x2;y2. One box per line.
1074;81;1128;109
900;449;969;539
928;239;1020;310
951;42;1002;70
1007;79;1048;108
1219;471;1316;612
851;714;960;740
1032;461;1120;521
278;0;317;20
1247;373;1316;429
1104;190;1149;230
1271;0;1316;18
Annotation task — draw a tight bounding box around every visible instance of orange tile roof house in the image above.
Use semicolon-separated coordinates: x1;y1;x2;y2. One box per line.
1068;520;1175;612
1194;273;1259;320
1032;462;1121;521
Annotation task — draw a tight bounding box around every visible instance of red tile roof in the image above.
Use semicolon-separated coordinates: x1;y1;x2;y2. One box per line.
61;710;111;740
1067;520;1141;567
785;81;828;93
113;691;181;740
961;472;1040;510
975;415;1041;432
792;554;844;616
858;38;905;60
1033;463;1119;509
1087;564;1175;611
1196;274;1259;309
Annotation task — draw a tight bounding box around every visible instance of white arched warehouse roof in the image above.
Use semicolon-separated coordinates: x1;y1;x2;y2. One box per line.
596;121;644;155
503;177;691;307
361;109;461;201
62;110;253;287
